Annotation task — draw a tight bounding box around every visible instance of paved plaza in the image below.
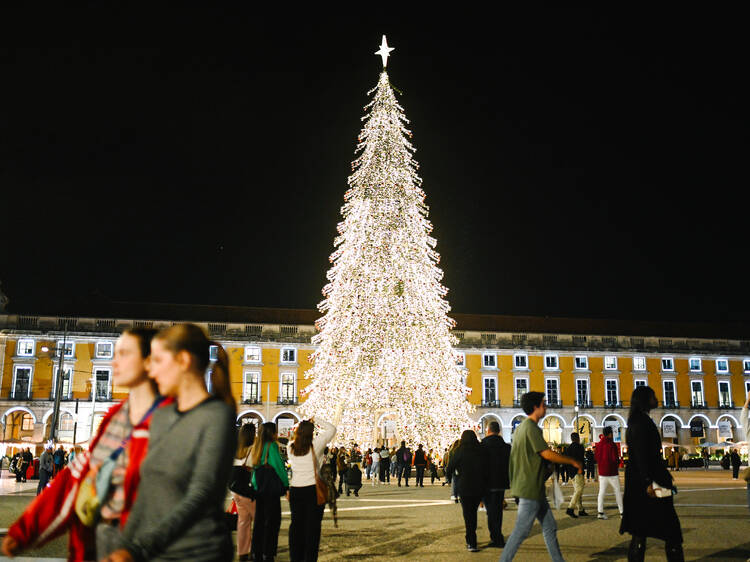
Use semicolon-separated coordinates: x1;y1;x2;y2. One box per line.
1;470;747;561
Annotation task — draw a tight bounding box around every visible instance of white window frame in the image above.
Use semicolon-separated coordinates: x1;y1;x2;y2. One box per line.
482;352;497;369
689;357;702;372
634;378;648;388
544;354;559;371
243;370;262;402
482;375;498;404
715;358;729;374
279;371;297;401
605;378;619;405
604;356;618;371
93;367;112;401
545;376;560;406
743;359;750;373
514;376;529;402
16;338;35;357
575;378;590;406
717;380;732;408
661;357;674;372
21;412;35;431
244;345;262;363
11;365;34;399
690;379;705;407
632;356;647;372
52;365;74;400
513;353;528;369
574;355;588;370
209;345;219;362
745;380;750;397
662;379;677;406
95;341;114;359
454;351;466;368
281;347;297;365
56;340;75;358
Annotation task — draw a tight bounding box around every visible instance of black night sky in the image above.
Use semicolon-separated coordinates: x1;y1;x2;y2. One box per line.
0;10;747;324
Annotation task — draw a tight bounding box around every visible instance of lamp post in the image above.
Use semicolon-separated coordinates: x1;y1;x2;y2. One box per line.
574;405;579;436
47;326;68;444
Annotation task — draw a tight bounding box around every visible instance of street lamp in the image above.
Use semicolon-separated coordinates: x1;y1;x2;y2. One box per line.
41;325;68;443
574;405;579;436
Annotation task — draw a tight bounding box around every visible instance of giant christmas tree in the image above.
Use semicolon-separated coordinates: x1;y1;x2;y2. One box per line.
299;37;474;450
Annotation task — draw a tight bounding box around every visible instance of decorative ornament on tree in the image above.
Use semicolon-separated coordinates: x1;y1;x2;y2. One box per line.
299;36;474;451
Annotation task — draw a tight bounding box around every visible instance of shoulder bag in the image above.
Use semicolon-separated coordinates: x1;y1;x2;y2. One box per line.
229;448;255;498
311;448;328;506
254;443;286;497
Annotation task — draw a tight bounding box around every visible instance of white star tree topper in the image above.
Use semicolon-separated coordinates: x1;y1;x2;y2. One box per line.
374;35;394;67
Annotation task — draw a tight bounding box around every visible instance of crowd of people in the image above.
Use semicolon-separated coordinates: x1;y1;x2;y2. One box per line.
1;325;748;562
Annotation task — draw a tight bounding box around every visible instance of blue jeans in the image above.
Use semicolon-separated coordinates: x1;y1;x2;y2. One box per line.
500;497;564;562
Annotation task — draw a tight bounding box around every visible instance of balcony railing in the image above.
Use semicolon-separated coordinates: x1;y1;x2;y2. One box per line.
690;401;707;409
242;398;262;405
513;399;522;408
604;401;623;408
547;400;562;408
480;400;501;408
718;401;735;409
662;401;680;409
576;401;593;409
277;398;299;406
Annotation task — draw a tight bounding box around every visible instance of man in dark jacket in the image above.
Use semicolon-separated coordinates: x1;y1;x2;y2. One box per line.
565;433;588;518
37;446;54;496
412;444;428;487
345;462;363;496
481;421;510;547
730;450;742;480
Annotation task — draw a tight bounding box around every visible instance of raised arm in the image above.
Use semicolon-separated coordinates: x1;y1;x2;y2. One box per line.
540;448;583;472
312;418;337;458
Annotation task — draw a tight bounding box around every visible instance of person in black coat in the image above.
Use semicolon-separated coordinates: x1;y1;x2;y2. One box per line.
446;430;488;552
730;450;742;480
620;386;684;562
481;421;510;548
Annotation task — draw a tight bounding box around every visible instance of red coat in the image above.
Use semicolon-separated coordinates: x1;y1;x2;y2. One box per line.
594;435;620;476
7;397;171;561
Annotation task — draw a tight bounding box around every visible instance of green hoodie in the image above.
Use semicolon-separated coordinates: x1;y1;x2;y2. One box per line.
251;442;289;490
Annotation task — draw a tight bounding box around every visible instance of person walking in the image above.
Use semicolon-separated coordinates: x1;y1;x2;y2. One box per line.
500;392;582;562
565;432;589;518
251;421;289;562
481;420;510;548
336;449;348;495
101;324;238;562
19;448;32;483
287;416;336;562
53;445;66;478
428;448;439;485
585;447;596;481
390;447;398;479
594;426;623;519
379;445;390;484
37;445;54;495
730;449;741;480
370;448;380;487
446;430;488;553
364;449;373;481
619;385;683;562
446;439;461;502
412;444;428;487
232;423;257;562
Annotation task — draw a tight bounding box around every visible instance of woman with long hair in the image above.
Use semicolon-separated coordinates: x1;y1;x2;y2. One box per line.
287;417;336;562
2;328;165;561
233;423;257;561
445;430;488;553
446;438;462;502
102;323;237;562
619;385;683;561
250;421;289;561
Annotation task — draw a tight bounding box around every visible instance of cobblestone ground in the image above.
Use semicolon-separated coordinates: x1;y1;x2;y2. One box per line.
1;470;748;561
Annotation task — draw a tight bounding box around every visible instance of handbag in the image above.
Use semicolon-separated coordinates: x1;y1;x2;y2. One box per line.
311;449;328;506
253;443;286;497
229;448;255;498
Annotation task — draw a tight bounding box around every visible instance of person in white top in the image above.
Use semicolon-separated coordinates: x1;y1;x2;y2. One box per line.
287;417;336;561
371;448;380;486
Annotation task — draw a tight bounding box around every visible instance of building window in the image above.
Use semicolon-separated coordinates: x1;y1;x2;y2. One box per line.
59;412;75;431
454;352;466;367
691;380;704;407
745;380;750;396
95;341;113;359
281;347;297;364
514;354;528;369
280;373;296;401
545;378;559;406
16;339;35;357
209;345;219;361
243;371;261;402
661;357;674;372
244;346;261;363
718;381;732;408
605;379;619;405
604;356;618;371
715;359;729;374
52;367;73;400
514;377;528;401
663;380;677;407
56;341;75;358
576;379;589;406
743;359;750;373
94;368;111;400
689;357;702;372
482;353;497;368
483;377;497;404
545;354;558;370
12;366;33;399
21;413;34;431
634;379;647;388
633;356;647;372
574;356;588;370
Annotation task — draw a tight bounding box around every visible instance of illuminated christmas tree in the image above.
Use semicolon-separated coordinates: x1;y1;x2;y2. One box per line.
299;36;474;450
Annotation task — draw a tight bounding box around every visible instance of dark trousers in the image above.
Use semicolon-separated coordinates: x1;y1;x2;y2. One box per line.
430;465;438;484
415;466;426;486
586;466;595;480
337;470;346;493
17;463;28;482
460;494;482;548
398;465;411;486
484;489;506;544
252;494;281;560
732;464;740;479
37;468;52;495
289;485;325;562
379;460;390;482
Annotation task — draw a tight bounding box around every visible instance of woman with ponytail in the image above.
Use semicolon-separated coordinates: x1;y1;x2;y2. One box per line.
103;323;236;562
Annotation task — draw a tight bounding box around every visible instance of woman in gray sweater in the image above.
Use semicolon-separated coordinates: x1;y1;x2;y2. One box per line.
103;323;237;562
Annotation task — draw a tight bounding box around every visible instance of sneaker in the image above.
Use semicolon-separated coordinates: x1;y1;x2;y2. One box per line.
450;495;457;501
466;545;480;552
565;508;578;519
597;512;608;520
579;510;590;516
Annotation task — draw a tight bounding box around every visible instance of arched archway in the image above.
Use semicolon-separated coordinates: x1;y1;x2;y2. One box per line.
2;408;36;441
237;409;265;428
660;414;683;445
273;410;300;440
716;414;738;442
375;412;398;448
542;415;564;445
602;414;625;444
478;413;502;437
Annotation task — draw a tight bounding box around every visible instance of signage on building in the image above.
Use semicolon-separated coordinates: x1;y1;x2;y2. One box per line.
690;418;705;438
604;420;622;443
277;418;294;438
718;420;733;439
662;420;678;438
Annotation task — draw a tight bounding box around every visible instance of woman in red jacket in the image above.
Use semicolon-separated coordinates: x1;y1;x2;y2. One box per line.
1;328;168;561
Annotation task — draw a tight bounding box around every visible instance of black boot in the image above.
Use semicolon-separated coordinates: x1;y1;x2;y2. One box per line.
665;542;684;562
628;536;646;562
